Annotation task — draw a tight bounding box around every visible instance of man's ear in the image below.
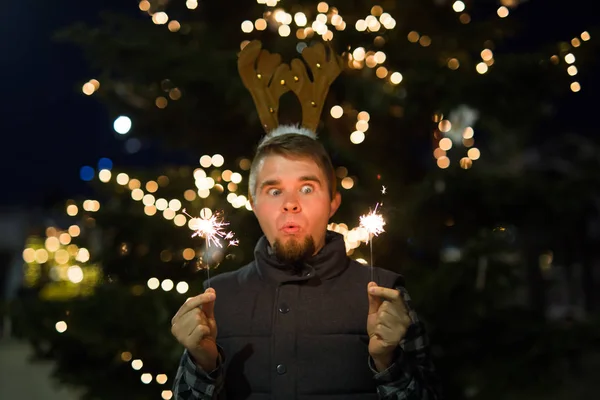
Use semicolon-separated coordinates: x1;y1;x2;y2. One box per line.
329;191;341;218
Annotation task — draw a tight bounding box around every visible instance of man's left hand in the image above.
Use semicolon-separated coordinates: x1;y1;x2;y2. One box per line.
367;282;412;371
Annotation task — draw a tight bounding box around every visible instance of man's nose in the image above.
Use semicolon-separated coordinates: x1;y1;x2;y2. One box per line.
282;194;301;213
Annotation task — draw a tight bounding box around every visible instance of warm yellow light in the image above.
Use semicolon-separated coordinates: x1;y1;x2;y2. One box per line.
45;236;60;252
168;20;181;32
438;120;452;133
230;172;243;184
371;5;383;16
141;373;152;384
121;351;133;362
241;20;254;33
163;209;176;220
186;0;198;9
460;157;473;169
76;248;90;263
168;199;182;211
211;154;224;167
357;111;370;122
352;47;366;61
447;58;460;70
131;359;143;370
116;173;129;185
341;177;354;189
330;105;343;119
564;53;575;64
155;198;168;211
67;204;78;216
570;82;581;92
355;19;367;32
350;131;365;144
128;178;141;190
459;13;471;24
22;248;36;263
567;65;578;76
250;19;264;31
452;1;465;13
407;31;420;43
174;214;186;227
55;321;67;333
131;189;144;201
476;62;488;74
156;374;168;385
437;156;450;169
59;233;71;245
67;266;84;283
497;6;509;18
390;72;403;84
98;169;111;183
144;205;157;216
356;120;369;132
433;148;446;160
155;97;168;109
374;51;386;64
162;390;173;400
571;38;581;48
176;281;189;294
199;155;212;168
82;82;95;95
439;138;453;151
463;127;474;139
376;66;388;78
279;24;291;37
468;148;481;160
581;31;590;41
161;279;174;291
152;12;169;25
68;225;80;237
142;194;155;206
139;1;150;12
419;36;431;47
147;278;160;290
481;49;493;61
35;249;49;264
317;2;329;13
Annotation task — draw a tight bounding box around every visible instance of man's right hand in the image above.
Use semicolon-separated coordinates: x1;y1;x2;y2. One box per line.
171;288;219;371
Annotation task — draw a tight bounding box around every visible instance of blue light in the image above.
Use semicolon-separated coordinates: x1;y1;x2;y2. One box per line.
80;166;95;181
98;157;113;170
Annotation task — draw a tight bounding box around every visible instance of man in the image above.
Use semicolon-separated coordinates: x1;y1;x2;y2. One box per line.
171;126;441;399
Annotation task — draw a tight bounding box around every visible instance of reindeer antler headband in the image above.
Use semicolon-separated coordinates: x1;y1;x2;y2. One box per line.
238;40;344;133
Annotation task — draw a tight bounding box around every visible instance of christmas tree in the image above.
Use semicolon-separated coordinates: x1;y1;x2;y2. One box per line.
12;1;600;399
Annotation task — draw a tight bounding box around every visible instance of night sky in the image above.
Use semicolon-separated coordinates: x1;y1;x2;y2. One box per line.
1;0;597;208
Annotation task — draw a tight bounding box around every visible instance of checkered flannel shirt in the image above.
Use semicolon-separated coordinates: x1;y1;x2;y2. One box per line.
173;285;442;399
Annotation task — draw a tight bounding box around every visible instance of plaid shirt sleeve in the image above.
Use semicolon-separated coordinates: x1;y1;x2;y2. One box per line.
172;348;225;400
368;286;443;400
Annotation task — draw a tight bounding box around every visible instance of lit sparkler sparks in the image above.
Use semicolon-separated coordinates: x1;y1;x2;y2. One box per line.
183;209;238;248
359;203;386;243
359;202;386;283
183;208;238;287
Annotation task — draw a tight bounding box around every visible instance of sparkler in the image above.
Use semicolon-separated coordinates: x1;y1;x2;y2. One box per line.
183;208;238;287
359;202;386;283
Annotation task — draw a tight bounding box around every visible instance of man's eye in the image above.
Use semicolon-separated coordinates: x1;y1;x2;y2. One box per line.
300;185;313;194
267;188;281;196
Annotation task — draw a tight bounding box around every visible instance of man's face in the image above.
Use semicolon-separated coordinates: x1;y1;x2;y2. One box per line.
251;154;341;263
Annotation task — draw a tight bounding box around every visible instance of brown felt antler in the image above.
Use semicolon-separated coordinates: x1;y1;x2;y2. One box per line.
238;40;291;132
238;40;343;133
285;42;344;132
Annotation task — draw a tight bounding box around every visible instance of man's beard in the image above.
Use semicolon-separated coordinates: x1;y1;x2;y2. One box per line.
272;235;315;271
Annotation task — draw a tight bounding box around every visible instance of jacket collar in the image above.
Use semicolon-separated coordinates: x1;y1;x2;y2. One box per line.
253;231;350;284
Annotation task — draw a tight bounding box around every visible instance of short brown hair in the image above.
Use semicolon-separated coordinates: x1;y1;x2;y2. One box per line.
248;134;337;201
